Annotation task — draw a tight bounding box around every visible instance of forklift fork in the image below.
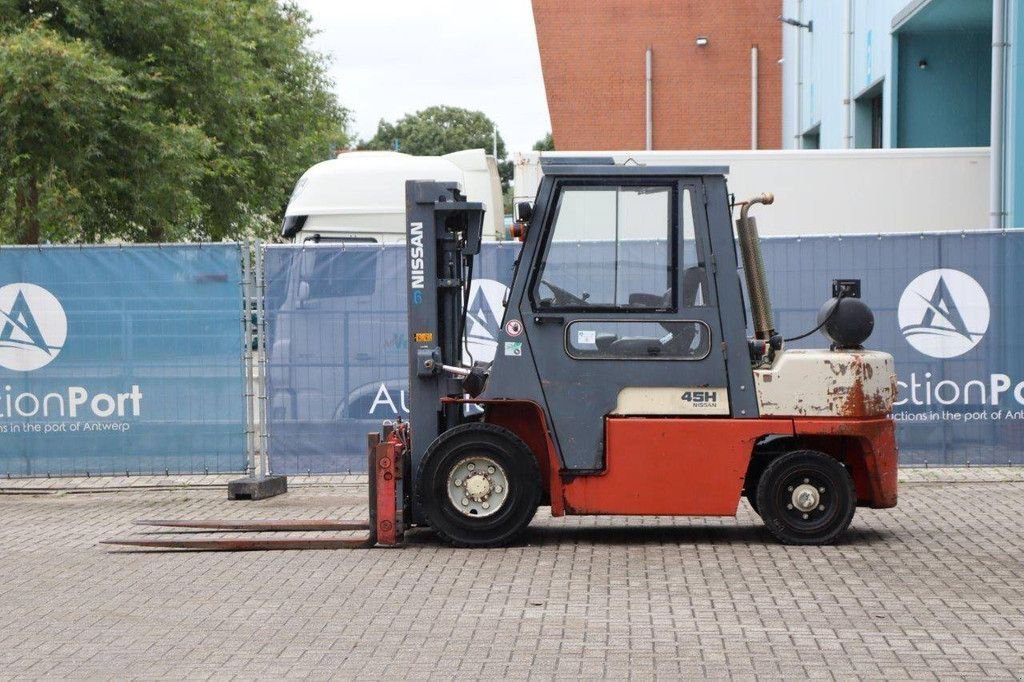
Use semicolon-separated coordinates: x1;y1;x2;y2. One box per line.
101;425;408;551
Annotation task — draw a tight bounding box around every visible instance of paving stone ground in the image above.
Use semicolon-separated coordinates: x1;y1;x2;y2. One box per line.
0;472;1022;680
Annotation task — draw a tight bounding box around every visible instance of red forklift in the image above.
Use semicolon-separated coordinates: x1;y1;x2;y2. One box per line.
402;159;897;546
107;160;897;551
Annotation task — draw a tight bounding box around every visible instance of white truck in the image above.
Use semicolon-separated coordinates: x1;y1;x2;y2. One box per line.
513;148;990;236
282;149;505;243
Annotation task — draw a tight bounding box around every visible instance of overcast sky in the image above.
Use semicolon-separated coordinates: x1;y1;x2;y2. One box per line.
293;0;552;153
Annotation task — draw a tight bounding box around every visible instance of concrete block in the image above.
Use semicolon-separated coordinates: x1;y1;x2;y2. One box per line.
227;475;287;500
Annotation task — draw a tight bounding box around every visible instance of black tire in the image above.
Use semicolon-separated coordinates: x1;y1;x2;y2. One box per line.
743;457;769;516
756;450;856;545
745;492;760;516
416;423;541;547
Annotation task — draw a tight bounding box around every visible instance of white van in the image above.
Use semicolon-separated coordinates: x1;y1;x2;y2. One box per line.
281;149;505;243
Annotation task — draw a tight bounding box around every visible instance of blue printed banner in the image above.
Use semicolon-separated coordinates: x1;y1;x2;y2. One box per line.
0;245;247;476
264;233;1024;474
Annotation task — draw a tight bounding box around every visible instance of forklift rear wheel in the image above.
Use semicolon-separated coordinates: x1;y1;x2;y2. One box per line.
417;423;541;547
756;450;856;545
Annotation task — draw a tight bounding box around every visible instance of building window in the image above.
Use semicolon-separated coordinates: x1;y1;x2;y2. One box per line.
801;124;820;149
855;79;885;149
871;94;883;148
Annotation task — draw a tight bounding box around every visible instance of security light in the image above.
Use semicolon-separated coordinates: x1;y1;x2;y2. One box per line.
695;36;709;47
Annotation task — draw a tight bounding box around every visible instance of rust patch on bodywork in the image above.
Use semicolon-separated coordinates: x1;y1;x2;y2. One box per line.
838;374;890;417
823;354;891;417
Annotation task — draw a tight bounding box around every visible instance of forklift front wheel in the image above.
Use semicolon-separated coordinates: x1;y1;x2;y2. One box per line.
756;450;856;545
416;423;541;547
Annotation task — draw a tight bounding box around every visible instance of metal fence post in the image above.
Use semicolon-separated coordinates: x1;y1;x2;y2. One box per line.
254;240;270;477
241;239;256;477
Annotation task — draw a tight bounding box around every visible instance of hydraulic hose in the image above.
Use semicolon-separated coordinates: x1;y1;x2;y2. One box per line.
783;290;847;343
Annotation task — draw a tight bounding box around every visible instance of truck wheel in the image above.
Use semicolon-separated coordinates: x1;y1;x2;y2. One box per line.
756;450;856;545
416;423;541;547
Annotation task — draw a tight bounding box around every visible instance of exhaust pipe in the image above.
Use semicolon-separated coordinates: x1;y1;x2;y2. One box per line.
736;193;775;340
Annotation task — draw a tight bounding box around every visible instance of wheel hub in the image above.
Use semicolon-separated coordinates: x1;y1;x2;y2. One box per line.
463;474;492;502
447;456;509;518
791;483;821;512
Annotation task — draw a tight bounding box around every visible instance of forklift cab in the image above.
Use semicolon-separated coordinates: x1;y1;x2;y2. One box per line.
491;166;757;472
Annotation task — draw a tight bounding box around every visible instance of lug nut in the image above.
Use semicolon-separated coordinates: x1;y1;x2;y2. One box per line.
482;502;489;509
462;498;469;506
802;513;809;520
487;466;495;474
467;463;475;470
818;505;825;511
454;479;462;487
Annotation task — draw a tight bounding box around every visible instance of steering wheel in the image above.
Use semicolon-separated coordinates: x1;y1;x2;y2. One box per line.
540;280;589;306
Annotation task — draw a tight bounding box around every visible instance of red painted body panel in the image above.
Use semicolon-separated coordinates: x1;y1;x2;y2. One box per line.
373;431;405;546
793;417;898;508
560;418;793;515
480;400;564;515
450;398;899;516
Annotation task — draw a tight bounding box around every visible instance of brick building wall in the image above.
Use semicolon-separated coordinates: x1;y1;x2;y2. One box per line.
532;0;782;150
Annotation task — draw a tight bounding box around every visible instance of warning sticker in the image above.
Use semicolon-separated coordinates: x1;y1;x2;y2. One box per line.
576;329;596;345
414;332;433;343
504;319;524;337
504;341;523;357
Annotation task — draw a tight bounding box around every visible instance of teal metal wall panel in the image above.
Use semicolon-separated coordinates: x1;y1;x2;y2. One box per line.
896;31;991;148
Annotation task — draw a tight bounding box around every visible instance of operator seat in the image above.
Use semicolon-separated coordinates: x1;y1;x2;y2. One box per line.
608;266;707;357
659;266;707;354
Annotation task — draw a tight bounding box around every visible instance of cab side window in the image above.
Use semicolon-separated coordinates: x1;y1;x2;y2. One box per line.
534;185;674;310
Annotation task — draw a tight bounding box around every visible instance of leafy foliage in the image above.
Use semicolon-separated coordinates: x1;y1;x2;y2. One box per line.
0;1;348;243
360;105;513;203
532;132;555;151
360;105;505;158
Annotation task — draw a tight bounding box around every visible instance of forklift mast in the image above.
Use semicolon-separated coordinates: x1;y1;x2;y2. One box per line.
403;181;484;479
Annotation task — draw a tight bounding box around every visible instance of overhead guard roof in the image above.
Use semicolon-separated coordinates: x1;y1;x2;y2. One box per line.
541;164;730;177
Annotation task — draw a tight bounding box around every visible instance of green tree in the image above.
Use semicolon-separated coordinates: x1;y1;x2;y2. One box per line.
360;105;513;201
360;105;505;158
0;1;348;244
533;132;555;151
